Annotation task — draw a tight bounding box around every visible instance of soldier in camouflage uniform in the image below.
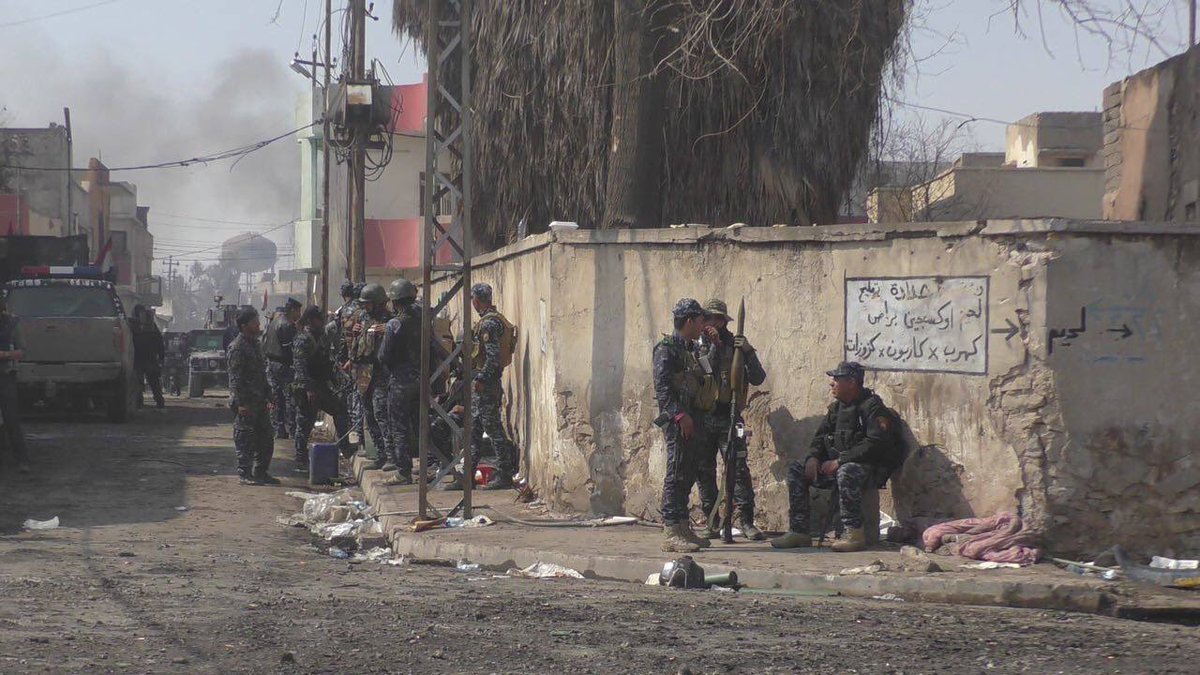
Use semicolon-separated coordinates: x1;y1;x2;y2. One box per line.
469;283;518;490
771;361;902;552
377;279;422;485
266;298;302;439
654;298;713;553
348;283;393;470
227;307;278;486
293;305;352;471
695;298;768;541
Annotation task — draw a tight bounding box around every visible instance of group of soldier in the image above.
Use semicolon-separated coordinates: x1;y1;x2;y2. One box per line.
224;279;518;490
653;298;904;555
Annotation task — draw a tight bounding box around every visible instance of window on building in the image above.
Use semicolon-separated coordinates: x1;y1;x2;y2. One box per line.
1057;157;1086;168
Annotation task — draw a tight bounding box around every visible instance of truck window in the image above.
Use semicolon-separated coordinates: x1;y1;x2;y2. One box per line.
190;333;224;351
6;286;118;318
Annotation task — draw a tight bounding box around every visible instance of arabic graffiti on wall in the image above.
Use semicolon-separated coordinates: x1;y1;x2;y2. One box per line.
845;276;989;375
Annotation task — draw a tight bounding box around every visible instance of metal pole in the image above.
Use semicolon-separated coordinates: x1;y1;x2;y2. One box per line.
349;0;367;282
63;107;72;236
417;2;438;521
459;0;475;517
320;0;332;308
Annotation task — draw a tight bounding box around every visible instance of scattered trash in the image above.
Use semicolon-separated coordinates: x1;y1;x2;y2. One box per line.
872;593;904;602
507;561;585;580
922;512;1041;565
1115;547;1200;589
645;572;661;585
22;517;59;530
660;556;708;589
174;506;189;512
961;561;1022;570
328;548;350;560
1150;556;1200;570
840;561;886;576
350;547;405;565
455;560;482;573
879;511;898;540
444;515;496;528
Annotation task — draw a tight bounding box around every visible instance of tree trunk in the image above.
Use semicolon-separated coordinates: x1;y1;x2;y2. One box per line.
602;0;669;229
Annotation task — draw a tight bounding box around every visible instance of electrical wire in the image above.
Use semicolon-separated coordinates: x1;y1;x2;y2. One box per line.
885;95;1155;133
6;122;319;173
0;0;125;29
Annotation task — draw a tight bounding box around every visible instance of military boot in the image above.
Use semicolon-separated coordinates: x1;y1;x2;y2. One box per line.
699;517;722;540
739;520;766;541
831;527;867;552
680;524;711;549
770;531;812;549
661;525;701;553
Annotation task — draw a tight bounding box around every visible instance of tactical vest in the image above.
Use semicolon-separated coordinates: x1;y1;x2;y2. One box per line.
663;337;718;413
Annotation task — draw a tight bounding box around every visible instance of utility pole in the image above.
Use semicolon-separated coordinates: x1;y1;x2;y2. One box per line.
63;107;72;236
320;0;332;308
348;0;367;282
164;255;179;294
1191;0;1197;46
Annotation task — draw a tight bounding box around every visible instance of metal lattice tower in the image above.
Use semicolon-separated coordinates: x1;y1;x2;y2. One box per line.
418;0;474;518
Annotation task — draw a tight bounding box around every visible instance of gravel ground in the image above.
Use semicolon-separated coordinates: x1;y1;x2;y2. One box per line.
1;398;1197;674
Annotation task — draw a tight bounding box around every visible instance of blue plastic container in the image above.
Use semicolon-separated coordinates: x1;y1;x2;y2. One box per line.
310;443;339;485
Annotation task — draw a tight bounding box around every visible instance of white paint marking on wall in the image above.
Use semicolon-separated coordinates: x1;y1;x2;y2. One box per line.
844;276;989;375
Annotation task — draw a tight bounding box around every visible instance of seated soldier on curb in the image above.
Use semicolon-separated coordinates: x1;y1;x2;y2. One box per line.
771;361;902;553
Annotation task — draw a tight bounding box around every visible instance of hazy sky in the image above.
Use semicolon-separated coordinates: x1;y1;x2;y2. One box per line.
0;0;1191;275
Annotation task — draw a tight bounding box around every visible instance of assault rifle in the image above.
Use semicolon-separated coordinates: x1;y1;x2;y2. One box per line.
721;298;747;544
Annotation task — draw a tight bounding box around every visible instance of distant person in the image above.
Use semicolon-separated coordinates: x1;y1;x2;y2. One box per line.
771;362;902;552
0;296;30;473
264;298;302;439
377;279;422;486
130;305;165;409
348;283;392;470
468;283;518;490
227;307;278;486
293;305;351;471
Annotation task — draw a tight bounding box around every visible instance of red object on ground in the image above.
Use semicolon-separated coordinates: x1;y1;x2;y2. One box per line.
474;465;495;486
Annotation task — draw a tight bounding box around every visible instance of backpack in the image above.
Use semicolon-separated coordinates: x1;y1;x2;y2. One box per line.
473;310;518;369
262;313;285;361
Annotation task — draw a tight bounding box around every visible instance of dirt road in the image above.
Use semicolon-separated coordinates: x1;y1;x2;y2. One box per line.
1;398;1197;673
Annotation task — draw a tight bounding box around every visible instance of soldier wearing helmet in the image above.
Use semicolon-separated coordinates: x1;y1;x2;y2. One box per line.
376;278;422;485
347;283;393;469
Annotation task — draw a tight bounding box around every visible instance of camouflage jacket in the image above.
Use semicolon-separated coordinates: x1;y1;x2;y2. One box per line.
471;310;505;383
293;327;333;390
227;333;269;409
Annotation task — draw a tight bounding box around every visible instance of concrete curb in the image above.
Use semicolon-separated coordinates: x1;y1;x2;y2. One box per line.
350;461;1198;619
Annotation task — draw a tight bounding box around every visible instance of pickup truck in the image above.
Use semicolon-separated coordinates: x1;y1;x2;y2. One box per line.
3;275;138;422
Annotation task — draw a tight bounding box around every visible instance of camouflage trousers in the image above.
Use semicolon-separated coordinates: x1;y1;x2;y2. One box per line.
386;377;419;476
786;460;890;533
660;416;707;526
266;361;295;437
294;383;351;462
696;414;757;525
471;380;516;476
364;377;390;461
233;405;274;478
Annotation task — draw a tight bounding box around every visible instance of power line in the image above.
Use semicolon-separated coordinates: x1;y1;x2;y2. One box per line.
0;0;125;29
885;95;1155;133
3;122;318;173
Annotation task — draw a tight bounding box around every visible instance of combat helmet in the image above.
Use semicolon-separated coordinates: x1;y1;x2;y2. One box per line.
359;283;387;305
387;278;418;302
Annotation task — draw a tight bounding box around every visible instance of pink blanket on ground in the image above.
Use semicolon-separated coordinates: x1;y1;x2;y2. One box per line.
921;512;1042;565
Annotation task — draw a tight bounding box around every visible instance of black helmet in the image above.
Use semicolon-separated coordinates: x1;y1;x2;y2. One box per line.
359;283;387;305
340;279;355;298
352;282;365;298
387;278;418;302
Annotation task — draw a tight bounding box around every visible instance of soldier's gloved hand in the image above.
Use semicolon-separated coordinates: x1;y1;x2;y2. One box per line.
804;457;820;482
677;413;695;440
820;459;840;476
733;335;752;351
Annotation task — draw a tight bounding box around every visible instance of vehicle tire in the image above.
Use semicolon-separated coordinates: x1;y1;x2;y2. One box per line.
107;379;132;423
188;375;204;398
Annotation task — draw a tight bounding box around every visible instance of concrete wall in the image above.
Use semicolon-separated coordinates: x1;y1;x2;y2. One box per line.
917;167;1104;221
1103;46;1200;222
1006;112;1102;168
0;126;71;234
438;221;1200;558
